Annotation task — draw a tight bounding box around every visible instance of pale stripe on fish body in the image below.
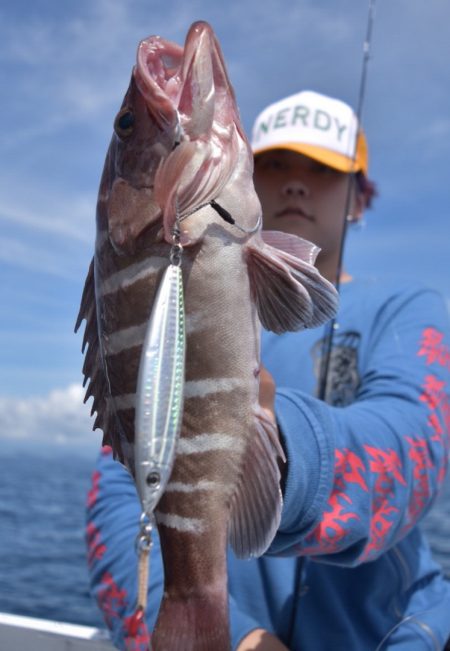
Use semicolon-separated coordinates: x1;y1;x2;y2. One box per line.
107;393;135;411
99;255;166;297
106;323;147;355
155;511;206;534
164;479;226;493
103;305;213;358
175;432;245;455
184;377;244;399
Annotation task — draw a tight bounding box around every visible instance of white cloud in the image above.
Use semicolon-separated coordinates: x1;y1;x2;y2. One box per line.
0;4;136;145
0;15;54;65
0;0;359;141
0;188;95;279
0;234;90;280
1;0;449;407
0;384;98;445
0;235;62;275
0;199;94;244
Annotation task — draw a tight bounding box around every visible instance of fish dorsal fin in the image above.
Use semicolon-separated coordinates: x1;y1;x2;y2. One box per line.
228;406;285;559
245;235;338;333
75;258;125;462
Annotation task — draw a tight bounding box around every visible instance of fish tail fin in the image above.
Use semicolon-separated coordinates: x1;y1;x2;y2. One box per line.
152;589;230;651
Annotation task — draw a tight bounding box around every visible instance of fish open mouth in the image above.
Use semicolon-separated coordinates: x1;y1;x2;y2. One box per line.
135;38;183;121
134;22;216;132
134;21;241;144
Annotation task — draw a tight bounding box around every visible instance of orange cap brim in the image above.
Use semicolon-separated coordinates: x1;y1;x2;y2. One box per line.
253;131;368;175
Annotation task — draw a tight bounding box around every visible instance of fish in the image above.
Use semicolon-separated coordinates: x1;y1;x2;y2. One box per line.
76;20;338;651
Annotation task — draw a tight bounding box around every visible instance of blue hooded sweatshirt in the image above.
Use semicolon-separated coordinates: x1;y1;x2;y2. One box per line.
86;278;450;650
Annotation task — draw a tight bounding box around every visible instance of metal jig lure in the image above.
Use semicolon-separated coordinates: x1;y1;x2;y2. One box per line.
131;220;186;626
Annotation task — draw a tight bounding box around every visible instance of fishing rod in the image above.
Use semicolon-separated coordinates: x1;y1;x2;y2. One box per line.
287;3;379;645
317;0;377;402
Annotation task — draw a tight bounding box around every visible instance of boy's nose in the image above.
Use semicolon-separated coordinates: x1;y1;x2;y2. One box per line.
281;180;310;198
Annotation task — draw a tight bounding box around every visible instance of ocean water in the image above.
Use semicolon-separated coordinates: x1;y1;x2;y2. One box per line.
0;439;449;630
0;439;104;627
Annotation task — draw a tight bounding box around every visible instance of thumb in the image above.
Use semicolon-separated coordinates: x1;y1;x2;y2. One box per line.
259;365;276;424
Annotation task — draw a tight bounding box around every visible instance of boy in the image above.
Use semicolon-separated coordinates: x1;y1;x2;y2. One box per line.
87;91;450;650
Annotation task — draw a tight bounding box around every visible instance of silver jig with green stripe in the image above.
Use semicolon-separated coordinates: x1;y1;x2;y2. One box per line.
131;220;186;631
134;221;186;519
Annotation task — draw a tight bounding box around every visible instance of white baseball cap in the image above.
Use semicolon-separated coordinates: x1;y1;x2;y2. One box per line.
251;90;368;175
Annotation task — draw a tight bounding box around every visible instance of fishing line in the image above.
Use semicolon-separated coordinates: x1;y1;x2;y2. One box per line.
179;198;262;234
317;0;377;402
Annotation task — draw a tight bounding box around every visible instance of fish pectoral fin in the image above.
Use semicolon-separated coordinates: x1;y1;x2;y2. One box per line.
261;229;320;265
245;235;339;333
228;406;286;559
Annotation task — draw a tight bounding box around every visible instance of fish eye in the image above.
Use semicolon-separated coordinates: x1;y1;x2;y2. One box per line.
114;108;135;137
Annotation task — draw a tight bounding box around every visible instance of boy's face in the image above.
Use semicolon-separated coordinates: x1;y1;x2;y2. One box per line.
253;149;357;259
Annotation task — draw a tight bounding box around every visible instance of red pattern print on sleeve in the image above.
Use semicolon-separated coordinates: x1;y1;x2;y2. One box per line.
420;375;450;447
364;446;406;491
87;470;101;509
302;449;368;554
418;326;450;445
399;330;450;533
418;372;450;491
404;437;433;524
97;572;128;630
86;521;107;566
418;327;450;370
428;412;444;443
97;572;151;650
124;611;151;651
361;446;406;560
335;448;368;493
419;375;446;412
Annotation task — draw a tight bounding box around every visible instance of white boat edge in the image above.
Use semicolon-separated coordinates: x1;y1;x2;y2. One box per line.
0;611;115;650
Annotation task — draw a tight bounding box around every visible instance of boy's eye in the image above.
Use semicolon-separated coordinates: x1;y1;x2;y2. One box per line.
258;157;288;172
310;161;339;177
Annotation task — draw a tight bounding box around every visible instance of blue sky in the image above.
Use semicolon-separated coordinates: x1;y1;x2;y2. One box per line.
1;0;449;445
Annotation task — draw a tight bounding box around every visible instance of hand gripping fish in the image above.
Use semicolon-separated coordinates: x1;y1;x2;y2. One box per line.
76;21;338;651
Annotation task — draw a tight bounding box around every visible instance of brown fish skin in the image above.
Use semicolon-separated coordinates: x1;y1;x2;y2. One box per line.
76;21;338;651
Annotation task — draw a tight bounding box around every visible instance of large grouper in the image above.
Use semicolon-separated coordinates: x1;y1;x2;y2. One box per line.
76;20;338;651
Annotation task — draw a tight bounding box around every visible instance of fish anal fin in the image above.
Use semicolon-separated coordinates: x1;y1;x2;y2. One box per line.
228;406;285;559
